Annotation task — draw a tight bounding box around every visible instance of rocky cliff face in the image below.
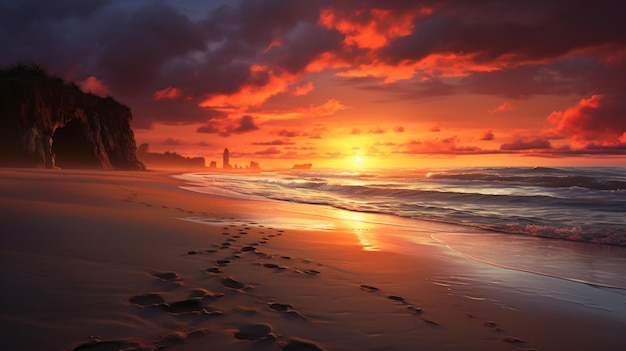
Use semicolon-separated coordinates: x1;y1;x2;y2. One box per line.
0;64;145;170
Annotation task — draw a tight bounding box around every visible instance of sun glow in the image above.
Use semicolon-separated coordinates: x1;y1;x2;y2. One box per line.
354;156;363;164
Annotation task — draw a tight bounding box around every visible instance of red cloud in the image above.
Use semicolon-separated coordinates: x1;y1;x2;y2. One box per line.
369;126;385;134
500;138;551;151
394;136;488;155
78;76;109;97
154;86;182;100
480;130;495;141
394;125;405;133
546;94;626;146
489;101;514;114
252;139;295;146
319;7;420;49
255;147;282;155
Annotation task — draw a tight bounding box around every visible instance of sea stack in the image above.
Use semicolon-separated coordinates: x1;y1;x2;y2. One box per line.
0;64;144;170
223;148;232;169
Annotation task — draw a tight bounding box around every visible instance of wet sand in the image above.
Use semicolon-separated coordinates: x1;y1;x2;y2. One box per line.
1;168;625;351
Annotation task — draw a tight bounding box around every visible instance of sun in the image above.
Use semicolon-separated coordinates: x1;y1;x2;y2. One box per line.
354;156;363;164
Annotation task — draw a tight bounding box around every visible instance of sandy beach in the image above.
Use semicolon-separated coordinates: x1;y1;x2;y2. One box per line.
1;168;625;351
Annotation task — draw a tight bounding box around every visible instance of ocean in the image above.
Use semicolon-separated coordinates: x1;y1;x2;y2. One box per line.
175;167;626;290
176;167;626;246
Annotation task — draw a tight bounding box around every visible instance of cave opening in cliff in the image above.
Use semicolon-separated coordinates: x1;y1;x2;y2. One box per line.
52;119;100;168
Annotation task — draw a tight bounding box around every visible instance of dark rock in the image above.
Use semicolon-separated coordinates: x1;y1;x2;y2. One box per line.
0;64;144;170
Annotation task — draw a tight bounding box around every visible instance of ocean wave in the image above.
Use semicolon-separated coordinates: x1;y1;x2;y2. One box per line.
177;167;626;246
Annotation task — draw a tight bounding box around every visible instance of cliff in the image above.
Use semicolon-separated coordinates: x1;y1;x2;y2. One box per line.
0;64;145;170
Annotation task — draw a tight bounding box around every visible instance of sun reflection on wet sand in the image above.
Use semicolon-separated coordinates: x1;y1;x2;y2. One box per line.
335;210;380;251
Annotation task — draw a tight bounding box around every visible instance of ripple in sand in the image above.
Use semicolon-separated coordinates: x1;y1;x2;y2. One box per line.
234;323;274;341
152;272;178;281
221;276;245;290
129;293;165;306
282;337;326;351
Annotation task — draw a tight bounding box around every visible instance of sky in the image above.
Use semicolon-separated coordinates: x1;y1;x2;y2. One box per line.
1;0;626;168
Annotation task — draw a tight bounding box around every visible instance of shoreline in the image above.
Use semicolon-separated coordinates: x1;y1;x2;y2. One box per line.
1;168;625;350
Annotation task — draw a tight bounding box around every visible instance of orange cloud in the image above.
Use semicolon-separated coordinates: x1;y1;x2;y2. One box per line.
253;98;350;120
319;7;419;49
78;76;109;97
199;65;298;112
154;86;182;100
489;101;514;114
337;53;508;83
305;51;351;73
292;82;314;96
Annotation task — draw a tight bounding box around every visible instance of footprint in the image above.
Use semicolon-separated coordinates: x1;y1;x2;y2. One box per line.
73;339;145;351
360;285;379;292
129;293;165;306
501;336;526;344
206;267;222;274
387;295;405;302
221;276;245;290
188;288;224;299
268;302;293;312
282;337;326;351
216;259;231;267
234;324;274;341
160;298;205;314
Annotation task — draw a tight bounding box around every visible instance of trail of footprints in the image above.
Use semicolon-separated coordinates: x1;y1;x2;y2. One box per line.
72;213;326;351
358;284;536;350
81;194;535;351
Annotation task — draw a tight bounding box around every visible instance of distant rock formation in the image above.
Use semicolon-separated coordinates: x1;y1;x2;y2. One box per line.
0;63;144;170
292;163;312;169
136;144;205;169
209;161;217;169
222;148;232;169
249;161;260;169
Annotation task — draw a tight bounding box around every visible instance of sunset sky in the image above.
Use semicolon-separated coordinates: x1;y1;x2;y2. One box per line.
2;0;625;168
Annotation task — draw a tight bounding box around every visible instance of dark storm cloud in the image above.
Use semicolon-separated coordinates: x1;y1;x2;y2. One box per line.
2;0;626;132
196;115;259;137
